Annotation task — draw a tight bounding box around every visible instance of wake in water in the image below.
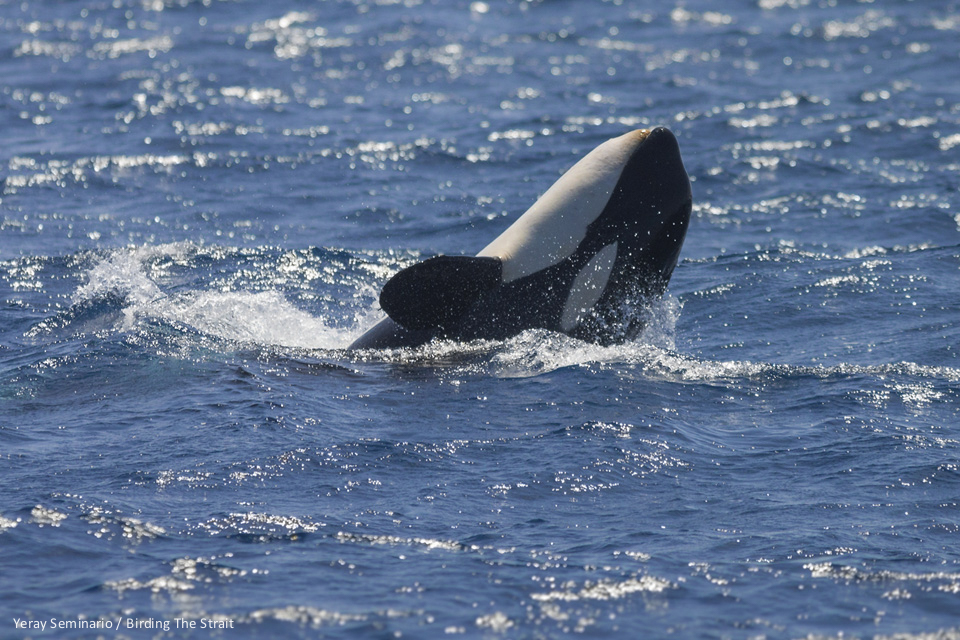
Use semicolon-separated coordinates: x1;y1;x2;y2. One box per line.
29;243;960;393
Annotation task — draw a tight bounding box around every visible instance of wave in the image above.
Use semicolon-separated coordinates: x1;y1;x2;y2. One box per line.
33;243;363;350
351;309;960;386
23;242;960;388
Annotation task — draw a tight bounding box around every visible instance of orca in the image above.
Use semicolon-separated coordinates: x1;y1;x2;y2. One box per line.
348;126;692;350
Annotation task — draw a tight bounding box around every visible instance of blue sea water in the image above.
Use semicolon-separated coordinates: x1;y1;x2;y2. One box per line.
2;0;960;637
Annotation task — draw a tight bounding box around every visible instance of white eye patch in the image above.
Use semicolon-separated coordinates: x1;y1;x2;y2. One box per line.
560;242;618;332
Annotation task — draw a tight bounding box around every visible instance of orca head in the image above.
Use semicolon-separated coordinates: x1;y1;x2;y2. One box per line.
476;126;692;343
353;127;691;350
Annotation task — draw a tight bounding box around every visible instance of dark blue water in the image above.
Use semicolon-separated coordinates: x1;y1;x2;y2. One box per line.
2;0;959;638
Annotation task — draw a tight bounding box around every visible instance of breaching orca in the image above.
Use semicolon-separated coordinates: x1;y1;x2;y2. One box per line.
348;126;691;350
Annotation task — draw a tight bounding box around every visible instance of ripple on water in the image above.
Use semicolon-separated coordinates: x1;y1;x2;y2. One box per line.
3;0;960;637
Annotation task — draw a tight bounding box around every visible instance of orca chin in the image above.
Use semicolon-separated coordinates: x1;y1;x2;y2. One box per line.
348;126;692;350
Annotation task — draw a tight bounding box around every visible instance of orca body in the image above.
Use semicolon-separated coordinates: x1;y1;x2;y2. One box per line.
349;126;692;350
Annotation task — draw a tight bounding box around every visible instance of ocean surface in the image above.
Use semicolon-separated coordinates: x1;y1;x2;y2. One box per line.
2;0;959;638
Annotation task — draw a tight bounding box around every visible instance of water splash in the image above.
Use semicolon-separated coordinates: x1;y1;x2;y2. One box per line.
71;243;352;349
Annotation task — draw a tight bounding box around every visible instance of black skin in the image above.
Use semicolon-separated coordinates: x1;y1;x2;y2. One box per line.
349;127;692;350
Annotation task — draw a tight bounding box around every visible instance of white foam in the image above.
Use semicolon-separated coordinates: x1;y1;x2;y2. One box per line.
247;606;366;627
84;506;166;542
105;575;195;596
336;531;470;553
475;611;514;632
30;505;67;527
487;295;680;378
74;243;183;309
532;574;674;602
0;515;21;533
75;244;352;349
154;289;344;349
386;290;960;387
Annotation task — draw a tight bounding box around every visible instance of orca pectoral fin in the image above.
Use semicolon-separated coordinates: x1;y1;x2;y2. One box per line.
380;255;502;332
